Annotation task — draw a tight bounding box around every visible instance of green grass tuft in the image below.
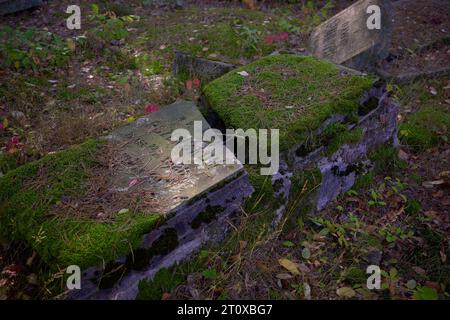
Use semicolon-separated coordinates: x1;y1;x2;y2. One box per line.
399;108;450;150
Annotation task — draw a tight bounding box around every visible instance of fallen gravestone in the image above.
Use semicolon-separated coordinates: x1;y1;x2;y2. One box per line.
0;101;252;300
310;0;392;70
0;0;42;15
68;100;253;299
202;54;398;224
173;50;237;82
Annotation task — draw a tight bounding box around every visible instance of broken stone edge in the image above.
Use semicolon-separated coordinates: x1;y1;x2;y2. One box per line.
173;50;237;82
273;82;399;224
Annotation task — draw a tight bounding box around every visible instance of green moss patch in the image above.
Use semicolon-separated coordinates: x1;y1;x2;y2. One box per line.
203;55;376;151
136;268;183;300
399;107;450;150
0;139;162;270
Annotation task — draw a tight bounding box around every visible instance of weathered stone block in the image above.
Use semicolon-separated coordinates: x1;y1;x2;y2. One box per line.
173;50;236;82
0;0;42;15
309;0;392;70
67;101;253;299
202;54;398;222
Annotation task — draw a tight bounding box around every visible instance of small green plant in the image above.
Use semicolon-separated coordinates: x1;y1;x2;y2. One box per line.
368;189;386;207
278;19;301;33
379;227;414;243
405;199;421;215
300;0;334;32
134;53;164;76
233;24;262;55
89;4;140;42
0;27;71;72
202;269;218;280
310;217;348;247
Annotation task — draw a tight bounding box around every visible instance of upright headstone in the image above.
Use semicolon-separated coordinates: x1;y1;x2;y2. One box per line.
309;0;392;70
0;0;42;15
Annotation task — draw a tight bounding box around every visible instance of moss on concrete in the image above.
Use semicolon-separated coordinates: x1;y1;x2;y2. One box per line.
325;127;364;157
136;268;183;300
203;54;376;151
191;205;224;229
0;139;162;270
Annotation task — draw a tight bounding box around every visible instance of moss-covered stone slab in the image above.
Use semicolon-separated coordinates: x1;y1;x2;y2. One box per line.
0;100;253;299
202;54;398;222
0;139;166;270
203;54;376;151
66;101;253;299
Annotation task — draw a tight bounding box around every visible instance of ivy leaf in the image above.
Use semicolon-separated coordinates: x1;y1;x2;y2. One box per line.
301;247;311;260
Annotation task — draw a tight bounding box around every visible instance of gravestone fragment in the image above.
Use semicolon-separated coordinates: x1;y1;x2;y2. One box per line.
68;100;253;299
202;54;398;221
310;0;392;70
0;0;42;15
173;50;237;82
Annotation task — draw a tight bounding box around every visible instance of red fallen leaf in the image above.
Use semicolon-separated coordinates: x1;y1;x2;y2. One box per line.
161;292;171;300
128;178;138;188
265;35;274;45
6;136;20;151
274;31;289;42
185;80;193;90
144;104;159;114
192;78;201;87
0;123;3;130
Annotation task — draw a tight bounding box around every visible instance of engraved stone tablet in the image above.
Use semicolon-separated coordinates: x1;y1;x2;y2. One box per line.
310;0;392;70
107;100;243;215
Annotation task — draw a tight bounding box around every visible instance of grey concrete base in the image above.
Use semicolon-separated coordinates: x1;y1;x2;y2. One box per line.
272;83;398;224
67;171;252;300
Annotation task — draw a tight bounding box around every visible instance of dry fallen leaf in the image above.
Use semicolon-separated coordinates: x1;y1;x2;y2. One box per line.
276;273;294;280
336;287;356;298
398;149;409;161
429;87;437;95
242;0;256;10
422;180;444;188
278;258;300;275
237;71;249;77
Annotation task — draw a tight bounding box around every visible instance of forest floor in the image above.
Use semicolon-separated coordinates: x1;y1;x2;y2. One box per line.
0;0;449;300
